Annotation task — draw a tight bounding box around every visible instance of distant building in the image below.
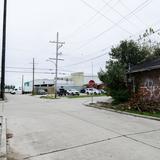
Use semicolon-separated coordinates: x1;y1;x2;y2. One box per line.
24;79;54;94
71;72;101;86
24;72;102;93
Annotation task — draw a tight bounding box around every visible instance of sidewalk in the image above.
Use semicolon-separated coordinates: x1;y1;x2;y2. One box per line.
0;116;7;160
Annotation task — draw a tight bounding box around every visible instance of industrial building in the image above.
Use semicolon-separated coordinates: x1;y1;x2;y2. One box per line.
23;72;102;94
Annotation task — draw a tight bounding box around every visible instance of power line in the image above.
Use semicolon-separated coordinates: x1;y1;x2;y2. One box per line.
6;67;74;72
79;0;132;35
73;0;151;51
62;27;160;69
6;66;52;70
119;0;147;26
5;70;67;75
63;0;119;40
101;0;139;28
60;51;109;68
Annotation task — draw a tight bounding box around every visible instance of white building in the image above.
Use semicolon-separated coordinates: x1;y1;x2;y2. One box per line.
24;72;101;93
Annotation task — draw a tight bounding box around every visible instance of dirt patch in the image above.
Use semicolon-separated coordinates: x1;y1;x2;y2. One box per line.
7;148;25;160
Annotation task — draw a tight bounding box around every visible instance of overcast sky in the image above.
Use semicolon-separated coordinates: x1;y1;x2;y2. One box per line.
0;0;160;87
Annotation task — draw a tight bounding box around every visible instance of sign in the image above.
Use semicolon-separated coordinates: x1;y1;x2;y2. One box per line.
88;80;95;87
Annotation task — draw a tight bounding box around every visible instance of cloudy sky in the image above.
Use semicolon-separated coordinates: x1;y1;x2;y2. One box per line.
0;0;160;87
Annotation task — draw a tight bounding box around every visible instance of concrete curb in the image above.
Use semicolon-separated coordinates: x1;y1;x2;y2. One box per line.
84;103;160;121
0;117;7;160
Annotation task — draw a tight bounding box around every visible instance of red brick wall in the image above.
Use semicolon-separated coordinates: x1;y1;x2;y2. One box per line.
131;69;160;102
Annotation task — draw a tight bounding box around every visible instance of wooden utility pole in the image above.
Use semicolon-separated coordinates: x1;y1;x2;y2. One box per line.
91;62;93;104
50;32;65;98
32;58;35;95
22;75;24;94
0;0;7;100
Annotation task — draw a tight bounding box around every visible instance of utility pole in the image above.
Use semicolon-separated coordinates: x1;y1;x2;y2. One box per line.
91;62;93;104
0;0;7;100
50;32;65;98
22;75;24;94
32;58;35;95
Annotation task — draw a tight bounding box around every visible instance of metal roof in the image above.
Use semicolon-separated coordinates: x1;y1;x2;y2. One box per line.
128;58;160;74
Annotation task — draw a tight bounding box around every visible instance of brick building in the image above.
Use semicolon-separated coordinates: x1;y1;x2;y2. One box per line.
127;58;160;102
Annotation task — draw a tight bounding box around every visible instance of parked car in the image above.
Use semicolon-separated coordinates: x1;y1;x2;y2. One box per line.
100;89;107;94
85;88;101;95
57;88;67;96
10;90;16;95
80;88;86;93
37;89;47;95
67;89;80;96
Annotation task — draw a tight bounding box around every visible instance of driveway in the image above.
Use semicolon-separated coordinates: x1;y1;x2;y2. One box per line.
2;94;160;160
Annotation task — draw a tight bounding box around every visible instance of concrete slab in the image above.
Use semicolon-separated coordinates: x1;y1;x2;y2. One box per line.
8;114;118;157
65;108;160;135
128;130;160;149
25;137;160;160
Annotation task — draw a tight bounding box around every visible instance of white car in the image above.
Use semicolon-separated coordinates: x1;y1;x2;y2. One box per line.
67;89;80;96
10;89;16;94
85;88;101;95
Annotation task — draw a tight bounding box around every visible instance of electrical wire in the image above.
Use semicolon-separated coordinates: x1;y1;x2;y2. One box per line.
60;51;109;68
72;0;151;51
101;0;139;28
6;66;75;73
119;0;147;26
5;70;67;75
63;0;119;40
79;0;132;35
61;27;160;69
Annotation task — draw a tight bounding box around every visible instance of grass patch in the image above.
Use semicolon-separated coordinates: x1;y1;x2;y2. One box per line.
95;102;160;119
40;95;56;99
126;110;160;118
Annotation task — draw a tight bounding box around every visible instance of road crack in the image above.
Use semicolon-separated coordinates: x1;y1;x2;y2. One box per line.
24;135;122;159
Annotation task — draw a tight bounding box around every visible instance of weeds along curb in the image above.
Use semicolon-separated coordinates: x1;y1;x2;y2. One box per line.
84;103;160;121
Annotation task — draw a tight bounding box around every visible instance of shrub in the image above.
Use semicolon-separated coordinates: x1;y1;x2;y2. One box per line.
110;88;130;105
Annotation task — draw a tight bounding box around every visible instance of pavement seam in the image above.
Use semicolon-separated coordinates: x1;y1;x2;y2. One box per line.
23;127;160;159
124;136;160;150
56;110;160;150
23;135;122;159
124;128;160;136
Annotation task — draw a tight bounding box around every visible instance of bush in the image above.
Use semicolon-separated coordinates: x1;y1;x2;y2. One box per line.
110;88;130;104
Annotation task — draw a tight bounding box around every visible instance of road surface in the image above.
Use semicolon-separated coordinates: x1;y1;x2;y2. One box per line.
2;94;160;160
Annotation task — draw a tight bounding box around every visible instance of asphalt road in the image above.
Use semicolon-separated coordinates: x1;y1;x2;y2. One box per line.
2;94;160;160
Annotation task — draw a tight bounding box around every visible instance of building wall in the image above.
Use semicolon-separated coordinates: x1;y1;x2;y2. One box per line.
71;72;84;86
71;72;101;86
130;69;160;102
24;79;54;93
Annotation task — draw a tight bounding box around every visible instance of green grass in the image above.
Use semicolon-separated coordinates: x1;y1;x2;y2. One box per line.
126;110;160;118
40;95;56;99
96;102;160;119
67;94;106;98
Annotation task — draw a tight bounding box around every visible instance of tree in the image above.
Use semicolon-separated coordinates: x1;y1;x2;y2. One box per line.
99;61;130;103
153;47;160;57
99;40;151;103
109;40;150;68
